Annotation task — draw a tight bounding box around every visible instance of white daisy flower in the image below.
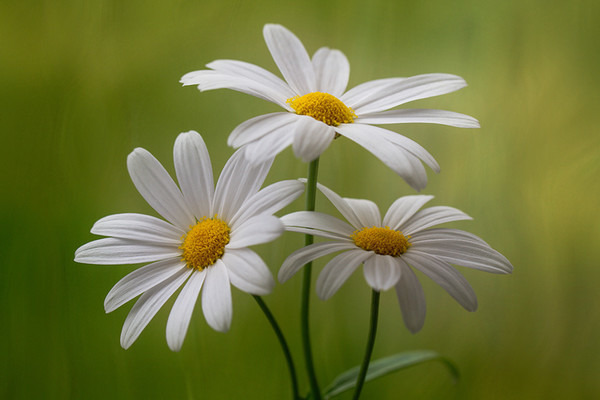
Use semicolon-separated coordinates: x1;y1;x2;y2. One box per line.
278;183;512;333
75;131;304;351
181;24;479;191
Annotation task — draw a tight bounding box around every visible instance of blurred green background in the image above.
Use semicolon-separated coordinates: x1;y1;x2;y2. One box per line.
2;0;599;398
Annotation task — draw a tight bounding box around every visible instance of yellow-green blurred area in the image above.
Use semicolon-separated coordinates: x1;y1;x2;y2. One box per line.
1;0;599;398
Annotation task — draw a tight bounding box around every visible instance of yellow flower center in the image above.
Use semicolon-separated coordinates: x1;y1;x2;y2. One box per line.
351;226;411;256
180;217;231;270
287;92;356;126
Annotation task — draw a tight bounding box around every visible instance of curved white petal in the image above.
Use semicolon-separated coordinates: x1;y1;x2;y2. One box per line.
206;59;296;100
74;238;180;265
222;248;274;295
229;180;305;229
292;116;336;162
409;228;489;245
180;70;291;109
383;195;435;231
363;255;402;291
166;269;207;351
402;250;477;311
91;213;184;245
341;78;407;108
242;127;296;164
120;267;192;349
228;112;298;148
104;258;186;313
312;47;350;96
310;182;363;229
201;261;232;332
213;148;273;221
263;24;316;95
283;226;353;241
281;211;355;237
355;109;480;128
410;230;512;274
345;123;440;172
174;131;214;218
335;124;429;191
401;206;472;235
352;73;468;115
394;258;426;333
278;241;356;283
343;198;381;228
228;215;284;249
127;147;195;229
316;250;373;300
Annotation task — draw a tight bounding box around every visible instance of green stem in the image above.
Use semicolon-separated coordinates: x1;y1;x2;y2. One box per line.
352;290;381;400
253;295;300;400
302;158;321;400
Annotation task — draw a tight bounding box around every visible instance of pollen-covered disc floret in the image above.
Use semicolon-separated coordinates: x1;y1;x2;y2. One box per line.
287;92;356;126
180;217;231;270
351;226;411;256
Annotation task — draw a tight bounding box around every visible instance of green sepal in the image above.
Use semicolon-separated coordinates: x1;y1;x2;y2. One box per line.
322;350;459;399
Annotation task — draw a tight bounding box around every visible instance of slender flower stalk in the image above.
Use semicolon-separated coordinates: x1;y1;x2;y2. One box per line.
352;290;381;400
301;159;322;400
253;296;300;400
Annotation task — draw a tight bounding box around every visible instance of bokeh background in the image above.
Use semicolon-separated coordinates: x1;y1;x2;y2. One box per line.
2;0;599;399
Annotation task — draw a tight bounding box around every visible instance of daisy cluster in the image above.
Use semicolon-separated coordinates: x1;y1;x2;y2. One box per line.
75;23;512;389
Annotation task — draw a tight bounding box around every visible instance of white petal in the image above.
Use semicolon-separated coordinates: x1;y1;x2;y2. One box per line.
213;148;273;221
120;267;192;349
410;229;512;274
242;126;296;164
383;195;435;231
335;124;429;191
166;269;206;351
207;59;296;100
341;78;407;108
352;74;468;115
228;215;284;249
292;116;336;162
316;250;373;300
263;24;316;95
91;213;184;245
75;238;180;265
394;258;426;334
127;147;195;229
401;206;472;235
344;123;440;172
174;131;214;218
363;255;402;291
278;241;356;283
105;258;186;313
228;112;298;148
355;109;480;128
180;70;291;109
229;180;305;228
222;248;274;295
281;211;355;237
342;198;381;228
201;261;233;332
410;228;489;245
312;47;350;96
311;182;363;228
402;251;477;311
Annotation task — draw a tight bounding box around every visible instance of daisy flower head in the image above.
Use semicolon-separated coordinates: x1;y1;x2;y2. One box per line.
278;183;512;333
74;131;304;351
181;24;480;191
